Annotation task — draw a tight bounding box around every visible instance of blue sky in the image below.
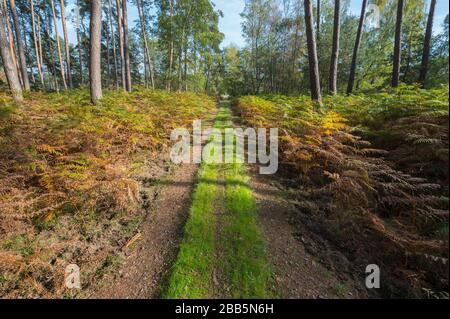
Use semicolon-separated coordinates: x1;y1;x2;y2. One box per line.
65;0;448;49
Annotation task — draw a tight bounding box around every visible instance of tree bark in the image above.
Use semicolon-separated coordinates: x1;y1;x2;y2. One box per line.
329;0;340;94
116;0;125;89
60;0;72;88
30;0;44;88
316;0;320;42
392;0;404;87
0;2;22;101
45;13;59;92
304;0;322;103
347;0;367;94
37;13;45;88
419;0;436;88
137;0;154;89
122;0;131;91
90;0;102;104
49;0;67;89
9;0;29;91
108;0;118;88
75;0;83;85
2;0;21;87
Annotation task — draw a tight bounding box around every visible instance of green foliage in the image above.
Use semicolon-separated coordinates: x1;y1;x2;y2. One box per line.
235;88;449;297
0;89;215;298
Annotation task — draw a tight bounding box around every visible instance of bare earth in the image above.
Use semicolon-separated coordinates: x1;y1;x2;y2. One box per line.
250;167;367;299
87;163;198;299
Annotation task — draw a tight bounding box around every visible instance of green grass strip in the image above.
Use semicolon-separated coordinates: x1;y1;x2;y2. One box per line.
163;162;218;299
164;104;273;299
218;106;273;298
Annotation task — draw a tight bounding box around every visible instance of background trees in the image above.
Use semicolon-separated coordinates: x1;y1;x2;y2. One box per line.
225;0;448;97
0;0;448;101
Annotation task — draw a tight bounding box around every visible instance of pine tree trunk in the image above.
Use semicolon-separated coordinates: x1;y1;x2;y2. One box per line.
316;0;320;42
137;0;154;90
60;0;72;88
37;14;45;88
45;14;59;92
90;0;102;104
49;0;67;89
347;0;367;94
166;0;174;91
105;9;111;88
9;0;29;91
108;0;118;88
329;0;340;94
3;0;21;87
116;0;125;90
392;0;404;88
0;2;22;101
304;0;322;103
419;0;436;88
122;0;131;91
30;0;44;89
76;1;83;86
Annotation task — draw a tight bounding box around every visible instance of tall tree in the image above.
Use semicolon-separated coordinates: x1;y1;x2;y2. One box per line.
316;0;320;41
0;1;22;101
60;0;72;88
75;0;83;85
90;0;102;104
9;0;30;91
329;0;340;94
136;0;154;89
30;0;44;88
347;0;367;94
49;0;67;89
108;0;118;88
116;0;125;89
122;0;131;91
304;0;321;103
419;0;436;88
392;0;404;87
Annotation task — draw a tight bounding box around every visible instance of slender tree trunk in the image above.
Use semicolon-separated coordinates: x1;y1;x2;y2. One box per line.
37;13;45;87
419;0;436;88
137;0;154;90
0;2;22;101
76;1;83;86
316;0;320;42
122;0;131;91
3;0;21;87
347;0;367;94
166;0;174;91
30;0;44;88
392;0;404;87
304;0;322;103
60;0;72;88
45;14;59;92
116;0;125;89
9;0;29;91
90;0;102;104
108;0;118;88
49;0;67;89
105;14;111;88
329;0;340;94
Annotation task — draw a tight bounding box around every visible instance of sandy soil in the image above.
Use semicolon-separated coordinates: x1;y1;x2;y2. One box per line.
87;163;198;299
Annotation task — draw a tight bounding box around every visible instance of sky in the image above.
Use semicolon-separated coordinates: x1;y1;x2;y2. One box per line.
64;0;448;49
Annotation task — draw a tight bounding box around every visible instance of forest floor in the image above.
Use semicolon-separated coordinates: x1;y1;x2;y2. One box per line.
1;89;447;298
91;102;369;299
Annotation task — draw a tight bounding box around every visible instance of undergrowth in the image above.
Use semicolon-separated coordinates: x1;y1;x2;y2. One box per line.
0;88;215;298
234;86;449;298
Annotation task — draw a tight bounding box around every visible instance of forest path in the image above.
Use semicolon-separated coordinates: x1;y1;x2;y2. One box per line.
164;103;274;298
86;162;199;298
